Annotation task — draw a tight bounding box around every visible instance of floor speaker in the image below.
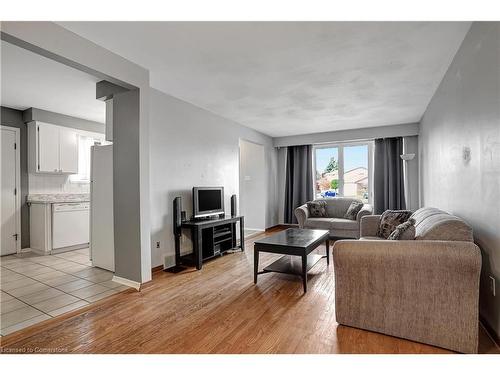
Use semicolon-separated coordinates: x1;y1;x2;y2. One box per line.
173;197;182;235
231;194;237;217
165;197;187;273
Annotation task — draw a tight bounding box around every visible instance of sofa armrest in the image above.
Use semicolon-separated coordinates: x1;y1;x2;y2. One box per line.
356;203;373;223
294;204;309;228
359;215;381;237
333;239;481;353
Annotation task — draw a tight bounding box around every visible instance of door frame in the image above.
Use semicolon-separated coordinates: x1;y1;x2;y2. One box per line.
1;125;22;254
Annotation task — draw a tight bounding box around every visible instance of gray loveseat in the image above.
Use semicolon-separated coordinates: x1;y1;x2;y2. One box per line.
333;207;481;353
295;197;372;239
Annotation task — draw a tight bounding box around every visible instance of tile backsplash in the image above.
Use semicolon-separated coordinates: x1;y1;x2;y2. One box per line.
28;173;90;194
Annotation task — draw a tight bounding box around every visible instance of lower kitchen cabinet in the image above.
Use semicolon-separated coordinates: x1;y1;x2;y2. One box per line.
30;202;90;254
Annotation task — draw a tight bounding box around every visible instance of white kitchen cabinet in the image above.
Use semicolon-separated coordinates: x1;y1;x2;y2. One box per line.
37;122;60;173
28;121;79;174
29;203;52;253
59;127;79;174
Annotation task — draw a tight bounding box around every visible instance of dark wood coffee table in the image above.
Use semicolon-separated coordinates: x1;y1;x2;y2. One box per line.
253;228;330;293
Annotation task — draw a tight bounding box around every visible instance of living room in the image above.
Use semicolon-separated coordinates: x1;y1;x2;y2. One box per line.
1;0;499;372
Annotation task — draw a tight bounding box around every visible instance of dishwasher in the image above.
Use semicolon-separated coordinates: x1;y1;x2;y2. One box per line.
52;202;90;250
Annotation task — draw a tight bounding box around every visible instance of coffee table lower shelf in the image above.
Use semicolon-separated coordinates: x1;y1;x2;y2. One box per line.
261;254;325;275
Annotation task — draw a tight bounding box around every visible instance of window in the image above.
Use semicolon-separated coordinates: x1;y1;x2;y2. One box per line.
69;134;103;182
313;142;373;203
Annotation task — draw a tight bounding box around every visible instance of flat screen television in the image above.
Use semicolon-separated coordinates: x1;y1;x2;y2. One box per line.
193;187;224;218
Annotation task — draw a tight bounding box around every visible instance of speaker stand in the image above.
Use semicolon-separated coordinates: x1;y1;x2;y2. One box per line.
164;264;187;273
164;233;187;273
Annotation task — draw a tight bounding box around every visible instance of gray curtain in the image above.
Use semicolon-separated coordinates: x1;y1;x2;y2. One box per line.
374;137;406;214
284;145;313;224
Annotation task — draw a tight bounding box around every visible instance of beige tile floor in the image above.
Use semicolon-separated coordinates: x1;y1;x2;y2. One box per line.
0;248;130;336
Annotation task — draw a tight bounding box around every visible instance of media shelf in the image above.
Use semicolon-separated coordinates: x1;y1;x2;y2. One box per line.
180;215;245;270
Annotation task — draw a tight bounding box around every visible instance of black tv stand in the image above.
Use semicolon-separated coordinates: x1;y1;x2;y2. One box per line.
180;215;244;270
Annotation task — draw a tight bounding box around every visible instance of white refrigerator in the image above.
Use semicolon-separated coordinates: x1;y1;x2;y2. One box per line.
90;144;115;271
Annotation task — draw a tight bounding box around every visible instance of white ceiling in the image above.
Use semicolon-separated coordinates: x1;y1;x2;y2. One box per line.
1;41;105;124
58;22;471;137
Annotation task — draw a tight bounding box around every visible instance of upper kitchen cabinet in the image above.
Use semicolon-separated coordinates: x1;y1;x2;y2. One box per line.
59;126;79;174
28;121;78;174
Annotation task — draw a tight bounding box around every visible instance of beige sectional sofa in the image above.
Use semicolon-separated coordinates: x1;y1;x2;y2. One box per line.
295;197;372;239
333;207;481;353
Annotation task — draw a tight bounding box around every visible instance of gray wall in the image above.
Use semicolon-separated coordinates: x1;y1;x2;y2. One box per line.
149;88;278;267
1;106;29;248
419;22;500;337
112;90;143;282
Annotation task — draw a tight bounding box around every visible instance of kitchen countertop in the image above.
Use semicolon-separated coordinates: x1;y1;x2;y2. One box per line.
27;193;90;204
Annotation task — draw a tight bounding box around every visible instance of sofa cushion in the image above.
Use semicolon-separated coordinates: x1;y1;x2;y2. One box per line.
387;218;416;240
344;201;364;220
324;197;363;218
306;200;327;218
304;218;334;230
377;210;413;239
331;218;359;231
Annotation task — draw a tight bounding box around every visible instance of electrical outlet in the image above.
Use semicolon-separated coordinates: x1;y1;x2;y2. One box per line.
156;241;160;249
489;276;496;297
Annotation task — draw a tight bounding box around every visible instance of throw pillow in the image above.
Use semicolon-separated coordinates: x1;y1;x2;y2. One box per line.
344;201;364;220
307;200;327;218
377;210;413;239
387;218;416;240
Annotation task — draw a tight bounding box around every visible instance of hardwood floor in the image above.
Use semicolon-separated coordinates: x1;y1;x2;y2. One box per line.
1;229;499;354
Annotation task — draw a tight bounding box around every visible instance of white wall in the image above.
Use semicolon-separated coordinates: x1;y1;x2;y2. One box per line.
149;88;278;267
419;22;500;337
239;140;266;231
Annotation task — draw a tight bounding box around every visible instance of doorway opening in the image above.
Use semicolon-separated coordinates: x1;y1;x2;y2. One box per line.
239;139;266;238
0;40;128;336
1;125;21;256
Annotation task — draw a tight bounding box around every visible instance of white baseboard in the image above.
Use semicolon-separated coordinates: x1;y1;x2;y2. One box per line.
112;275;141;291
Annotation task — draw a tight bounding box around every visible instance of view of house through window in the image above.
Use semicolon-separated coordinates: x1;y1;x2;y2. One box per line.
313;142;372;203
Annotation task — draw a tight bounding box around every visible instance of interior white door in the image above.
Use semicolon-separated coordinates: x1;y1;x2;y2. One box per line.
38;122;60;173
1;128;18;255
59;127;78;173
